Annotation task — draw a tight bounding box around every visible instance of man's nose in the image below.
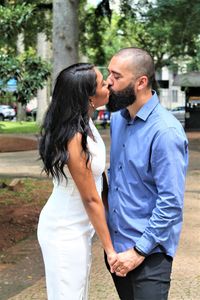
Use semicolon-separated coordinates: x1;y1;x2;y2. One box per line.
106;74;113;86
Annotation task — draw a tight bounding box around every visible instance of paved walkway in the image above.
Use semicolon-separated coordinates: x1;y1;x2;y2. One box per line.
0;130;200;299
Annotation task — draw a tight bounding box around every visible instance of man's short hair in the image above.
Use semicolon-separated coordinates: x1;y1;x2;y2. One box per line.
115;47;155;88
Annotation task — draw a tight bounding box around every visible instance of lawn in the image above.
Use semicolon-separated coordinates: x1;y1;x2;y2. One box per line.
0;121;40;134
0;121;108;134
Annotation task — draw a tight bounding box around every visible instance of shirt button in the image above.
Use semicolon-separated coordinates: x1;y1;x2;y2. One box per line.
119;165;122;169
113;209;116;213
115;187;118;191
114;230;118;234
123;144;125;148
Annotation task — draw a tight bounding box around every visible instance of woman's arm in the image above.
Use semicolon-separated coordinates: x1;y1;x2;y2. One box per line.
67;133;115;258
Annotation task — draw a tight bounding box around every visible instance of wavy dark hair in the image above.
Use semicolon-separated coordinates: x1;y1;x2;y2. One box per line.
39;63;97;181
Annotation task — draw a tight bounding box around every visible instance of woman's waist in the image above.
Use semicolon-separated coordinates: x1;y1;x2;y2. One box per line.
38;216;94;241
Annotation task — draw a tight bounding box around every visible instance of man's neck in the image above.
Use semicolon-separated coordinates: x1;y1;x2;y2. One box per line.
127;90;153;119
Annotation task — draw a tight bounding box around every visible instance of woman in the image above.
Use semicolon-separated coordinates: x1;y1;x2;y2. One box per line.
37;63;117;299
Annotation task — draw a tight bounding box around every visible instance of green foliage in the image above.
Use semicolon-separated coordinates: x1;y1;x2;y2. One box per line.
0;3;34;51
0;1;52;111
0;121;39;134
0;54;20;88
142;0;200;69
0;92;16;105
79;5;135;66
19;0;52;49
17;50;51;103
80;0;200;71
79;5;110;65
0;49;51;104
0;1;52;52
187;39;200;72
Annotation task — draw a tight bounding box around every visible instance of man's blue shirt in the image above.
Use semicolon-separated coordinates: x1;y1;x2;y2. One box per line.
107;92;188;257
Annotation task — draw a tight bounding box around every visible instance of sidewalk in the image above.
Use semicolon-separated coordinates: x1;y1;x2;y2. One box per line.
0;130;200;299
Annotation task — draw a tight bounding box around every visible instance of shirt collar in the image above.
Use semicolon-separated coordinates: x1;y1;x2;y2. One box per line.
120;91;159;122
136;91;159;121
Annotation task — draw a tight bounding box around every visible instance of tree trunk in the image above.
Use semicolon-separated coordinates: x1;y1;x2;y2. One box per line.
17;33;25;54
36;32;51;125
17;33;26;121
52;0;79;85
17;102;26;122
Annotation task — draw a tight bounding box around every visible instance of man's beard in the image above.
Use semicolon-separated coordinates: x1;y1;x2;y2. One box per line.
107;83;136;112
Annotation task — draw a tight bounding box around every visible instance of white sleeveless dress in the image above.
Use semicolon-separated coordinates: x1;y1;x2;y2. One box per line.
37;120;106;300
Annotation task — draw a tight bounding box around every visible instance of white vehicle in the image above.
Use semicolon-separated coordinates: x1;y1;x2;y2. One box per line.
0;105;16;121
170;106;185;128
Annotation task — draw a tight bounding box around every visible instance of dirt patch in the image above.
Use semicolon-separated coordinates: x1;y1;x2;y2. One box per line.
0;136;51;252
0;180;52;252
0;137;38;152
0;205;40;251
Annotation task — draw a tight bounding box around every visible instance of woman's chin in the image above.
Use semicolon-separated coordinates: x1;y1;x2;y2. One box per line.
104;97;109;105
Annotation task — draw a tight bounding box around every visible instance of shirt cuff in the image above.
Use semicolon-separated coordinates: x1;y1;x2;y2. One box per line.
135;234;157;256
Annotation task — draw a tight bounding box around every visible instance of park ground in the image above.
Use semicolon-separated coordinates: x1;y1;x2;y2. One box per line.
0;129;199;299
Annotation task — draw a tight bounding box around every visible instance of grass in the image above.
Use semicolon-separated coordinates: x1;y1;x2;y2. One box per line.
0;121;40;134
0;121;109;134
0;177;52;206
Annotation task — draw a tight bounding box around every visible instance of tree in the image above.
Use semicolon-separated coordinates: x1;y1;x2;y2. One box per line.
52;0;79;83
0;3;34;53
0;0;52;52
80;0;200;71
0;50;50;106
79;0;112;66
37;32;51;124
139;0;200;70
0;1;51;121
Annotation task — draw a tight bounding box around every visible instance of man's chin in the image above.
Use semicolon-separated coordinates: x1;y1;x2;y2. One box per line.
106;101;121;112
107;97;135;112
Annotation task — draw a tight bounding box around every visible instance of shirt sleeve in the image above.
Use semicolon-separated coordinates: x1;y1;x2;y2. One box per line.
135;127;188;255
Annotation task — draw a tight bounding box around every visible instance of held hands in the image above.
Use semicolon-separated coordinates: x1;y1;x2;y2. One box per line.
106;250;118;269
108;248;145;277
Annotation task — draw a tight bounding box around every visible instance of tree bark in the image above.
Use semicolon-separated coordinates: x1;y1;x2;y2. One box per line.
52;0;79;85
17;33;25;54
36;32;51;125
17;33;26;121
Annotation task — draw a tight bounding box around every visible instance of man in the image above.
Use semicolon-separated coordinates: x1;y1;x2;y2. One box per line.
106;47;188;300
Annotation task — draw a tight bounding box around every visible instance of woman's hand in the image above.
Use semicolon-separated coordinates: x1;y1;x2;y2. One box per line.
106;250;118;272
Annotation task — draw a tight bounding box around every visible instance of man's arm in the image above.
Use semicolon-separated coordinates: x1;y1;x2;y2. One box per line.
135;128;188;255
111;127;188;276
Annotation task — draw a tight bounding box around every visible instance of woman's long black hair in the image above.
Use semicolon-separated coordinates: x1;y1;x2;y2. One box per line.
39;63;97;181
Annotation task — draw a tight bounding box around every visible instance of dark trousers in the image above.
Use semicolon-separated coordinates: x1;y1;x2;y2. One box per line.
105;253;173;300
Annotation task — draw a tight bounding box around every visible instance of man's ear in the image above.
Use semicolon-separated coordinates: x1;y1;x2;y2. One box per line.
137;76;148;91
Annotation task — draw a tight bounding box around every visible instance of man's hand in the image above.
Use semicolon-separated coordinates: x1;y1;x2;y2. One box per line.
110;248;145;277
